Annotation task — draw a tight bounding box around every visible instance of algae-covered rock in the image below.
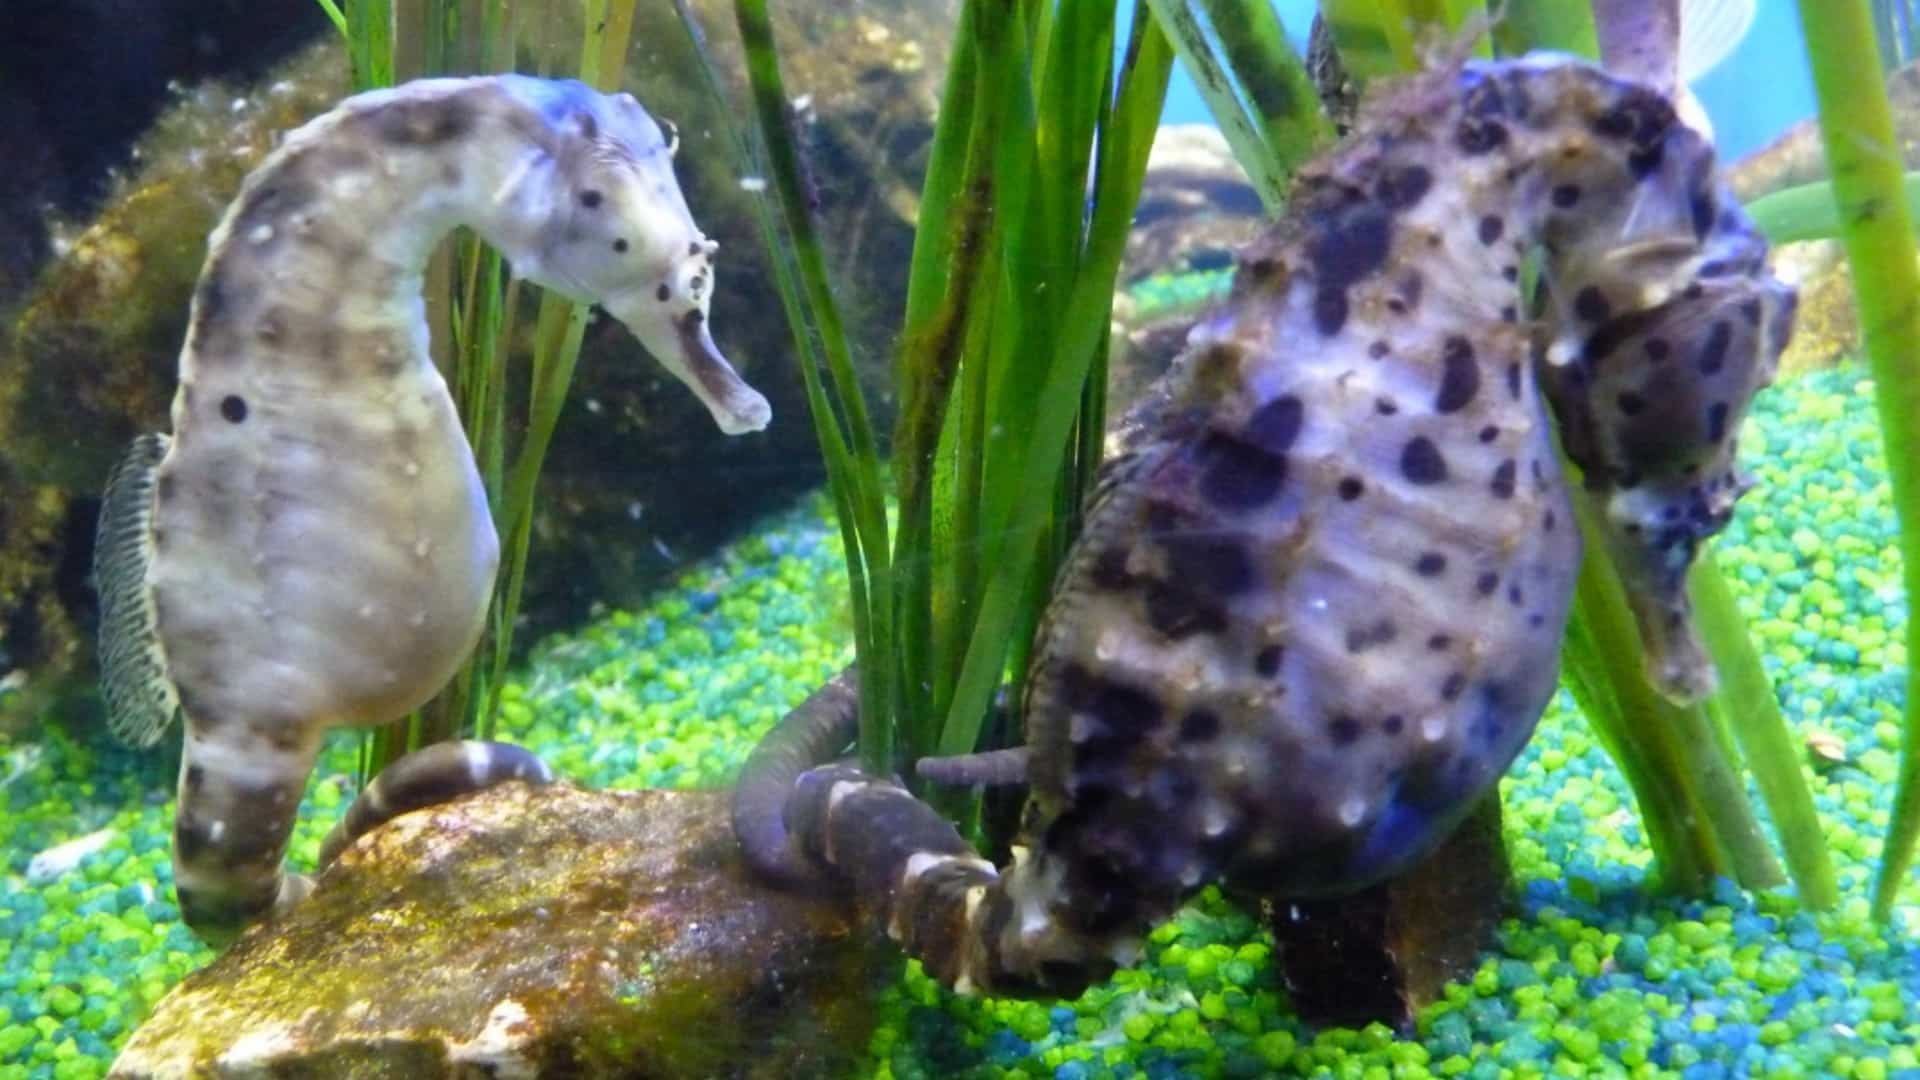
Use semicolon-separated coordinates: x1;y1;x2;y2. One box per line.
111;783;895;1079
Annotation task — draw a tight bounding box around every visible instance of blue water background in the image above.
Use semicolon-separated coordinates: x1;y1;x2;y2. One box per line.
1123;2;1817;164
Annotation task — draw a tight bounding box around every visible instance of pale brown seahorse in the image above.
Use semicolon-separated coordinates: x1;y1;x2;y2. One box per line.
732;52;1793;997
93;75;771;946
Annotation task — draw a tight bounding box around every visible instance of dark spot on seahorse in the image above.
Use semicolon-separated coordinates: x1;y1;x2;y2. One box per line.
1090;547;1135;590
656;283;670;302
1489;459;1516;499
1313;289;1349;335
1195;432;1288;510
1707;401;1731;443
1739;297;1763;324
1549;184;1581;209
1246;395;1305;455
1415;552;1447;577
580;189;603;208
1502;265;1519;283
1477;215;1504;245
1328;714;1363;745
1162;533;1257;595
1400;437;1447;485
1440;672;1467;702
1345;619;1397;653
372;95;477;146
220;395;248;423
1368;340;1392;360
1501;305;1518;323
689;241;704;256
1338;477;1365;501
1456;118;1509;155
1478;425;1499;444
1646;338;1671;362
1475;572;1499;596
1691;188;1716;239
1307;201;1392;332
1376;398;1399;416
1382;714;1405;736
1574;286;1611;323
1507;584;1524;607
1255;646;1284;678
1062;665;1162;738
1181;710;1222;741
1388;272;1423;315
1145;581;1228;640
1506;362;1522;400
1435;337;1480;413
1618;391;1648;417
1628;144;1665;179
612;238;630;253
1427;633;1452;651
1697;320;1732;374
1375;164;1433;210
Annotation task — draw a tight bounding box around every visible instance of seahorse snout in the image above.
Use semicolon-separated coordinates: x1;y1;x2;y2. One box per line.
609;292;771;435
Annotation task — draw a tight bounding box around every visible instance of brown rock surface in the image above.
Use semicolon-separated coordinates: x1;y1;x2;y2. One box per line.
110;783;895;1079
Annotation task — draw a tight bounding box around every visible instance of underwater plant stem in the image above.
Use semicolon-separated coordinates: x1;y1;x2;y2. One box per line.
1691;554;1840;910
1792;0;1920;919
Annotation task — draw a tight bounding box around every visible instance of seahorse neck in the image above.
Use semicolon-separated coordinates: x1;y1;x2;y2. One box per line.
184;78;561;376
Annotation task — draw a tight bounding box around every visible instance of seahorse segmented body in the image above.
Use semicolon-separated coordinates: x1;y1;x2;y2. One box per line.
734;52;1792;997
94;75;770;945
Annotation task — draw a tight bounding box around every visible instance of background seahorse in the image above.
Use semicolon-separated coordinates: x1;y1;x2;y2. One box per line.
733;52;1793;997
92;75;771;946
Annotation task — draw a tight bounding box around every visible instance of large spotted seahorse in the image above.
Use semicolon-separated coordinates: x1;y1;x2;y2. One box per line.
93;75;770;946
732;52;1793;997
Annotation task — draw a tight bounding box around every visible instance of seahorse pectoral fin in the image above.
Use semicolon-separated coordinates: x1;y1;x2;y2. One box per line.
610;294;771;435
94;433;183;748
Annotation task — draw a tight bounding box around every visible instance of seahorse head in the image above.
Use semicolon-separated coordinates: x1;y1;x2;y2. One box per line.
502;76;772;435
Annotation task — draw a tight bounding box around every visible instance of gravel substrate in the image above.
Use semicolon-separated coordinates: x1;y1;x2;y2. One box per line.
0;362;1909;1079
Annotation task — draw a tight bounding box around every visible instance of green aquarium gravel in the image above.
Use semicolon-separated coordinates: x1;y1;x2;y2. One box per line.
0;362;1910;1078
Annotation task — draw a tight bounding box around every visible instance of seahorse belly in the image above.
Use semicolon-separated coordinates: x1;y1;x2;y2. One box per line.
149;351;495;734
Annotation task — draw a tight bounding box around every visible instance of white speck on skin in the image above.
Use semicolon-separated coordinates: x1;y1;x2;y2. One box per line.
403;460;420;477
414;538;432;558
358;603;376;619
209;820;227;842
1422;714;1449;741
248;223;274;244
1337;797;1366;828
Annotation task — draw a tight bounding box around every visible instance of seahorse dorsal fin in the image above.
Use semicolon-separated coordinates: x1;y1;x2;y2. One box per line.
94;433;182;748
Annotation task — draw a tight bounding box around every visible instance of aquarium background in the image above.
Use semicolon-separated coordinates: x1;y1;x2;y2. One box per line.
0;2;1914;1079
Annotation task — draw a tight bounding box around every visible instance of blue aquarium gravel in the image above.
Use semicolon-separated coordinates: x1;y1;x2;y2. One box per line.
0;362;1911;1078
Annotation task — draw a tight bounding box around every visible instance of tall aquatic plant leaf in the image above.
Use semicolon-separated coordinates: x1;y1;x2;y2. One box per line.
893;0;1021;765
1789;0;1920;919
1692;555;1841;910
938;6;1175;758
729;0;896;773
1489;0;1600;57
1562;488;1786;894
1746;173;1920;246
